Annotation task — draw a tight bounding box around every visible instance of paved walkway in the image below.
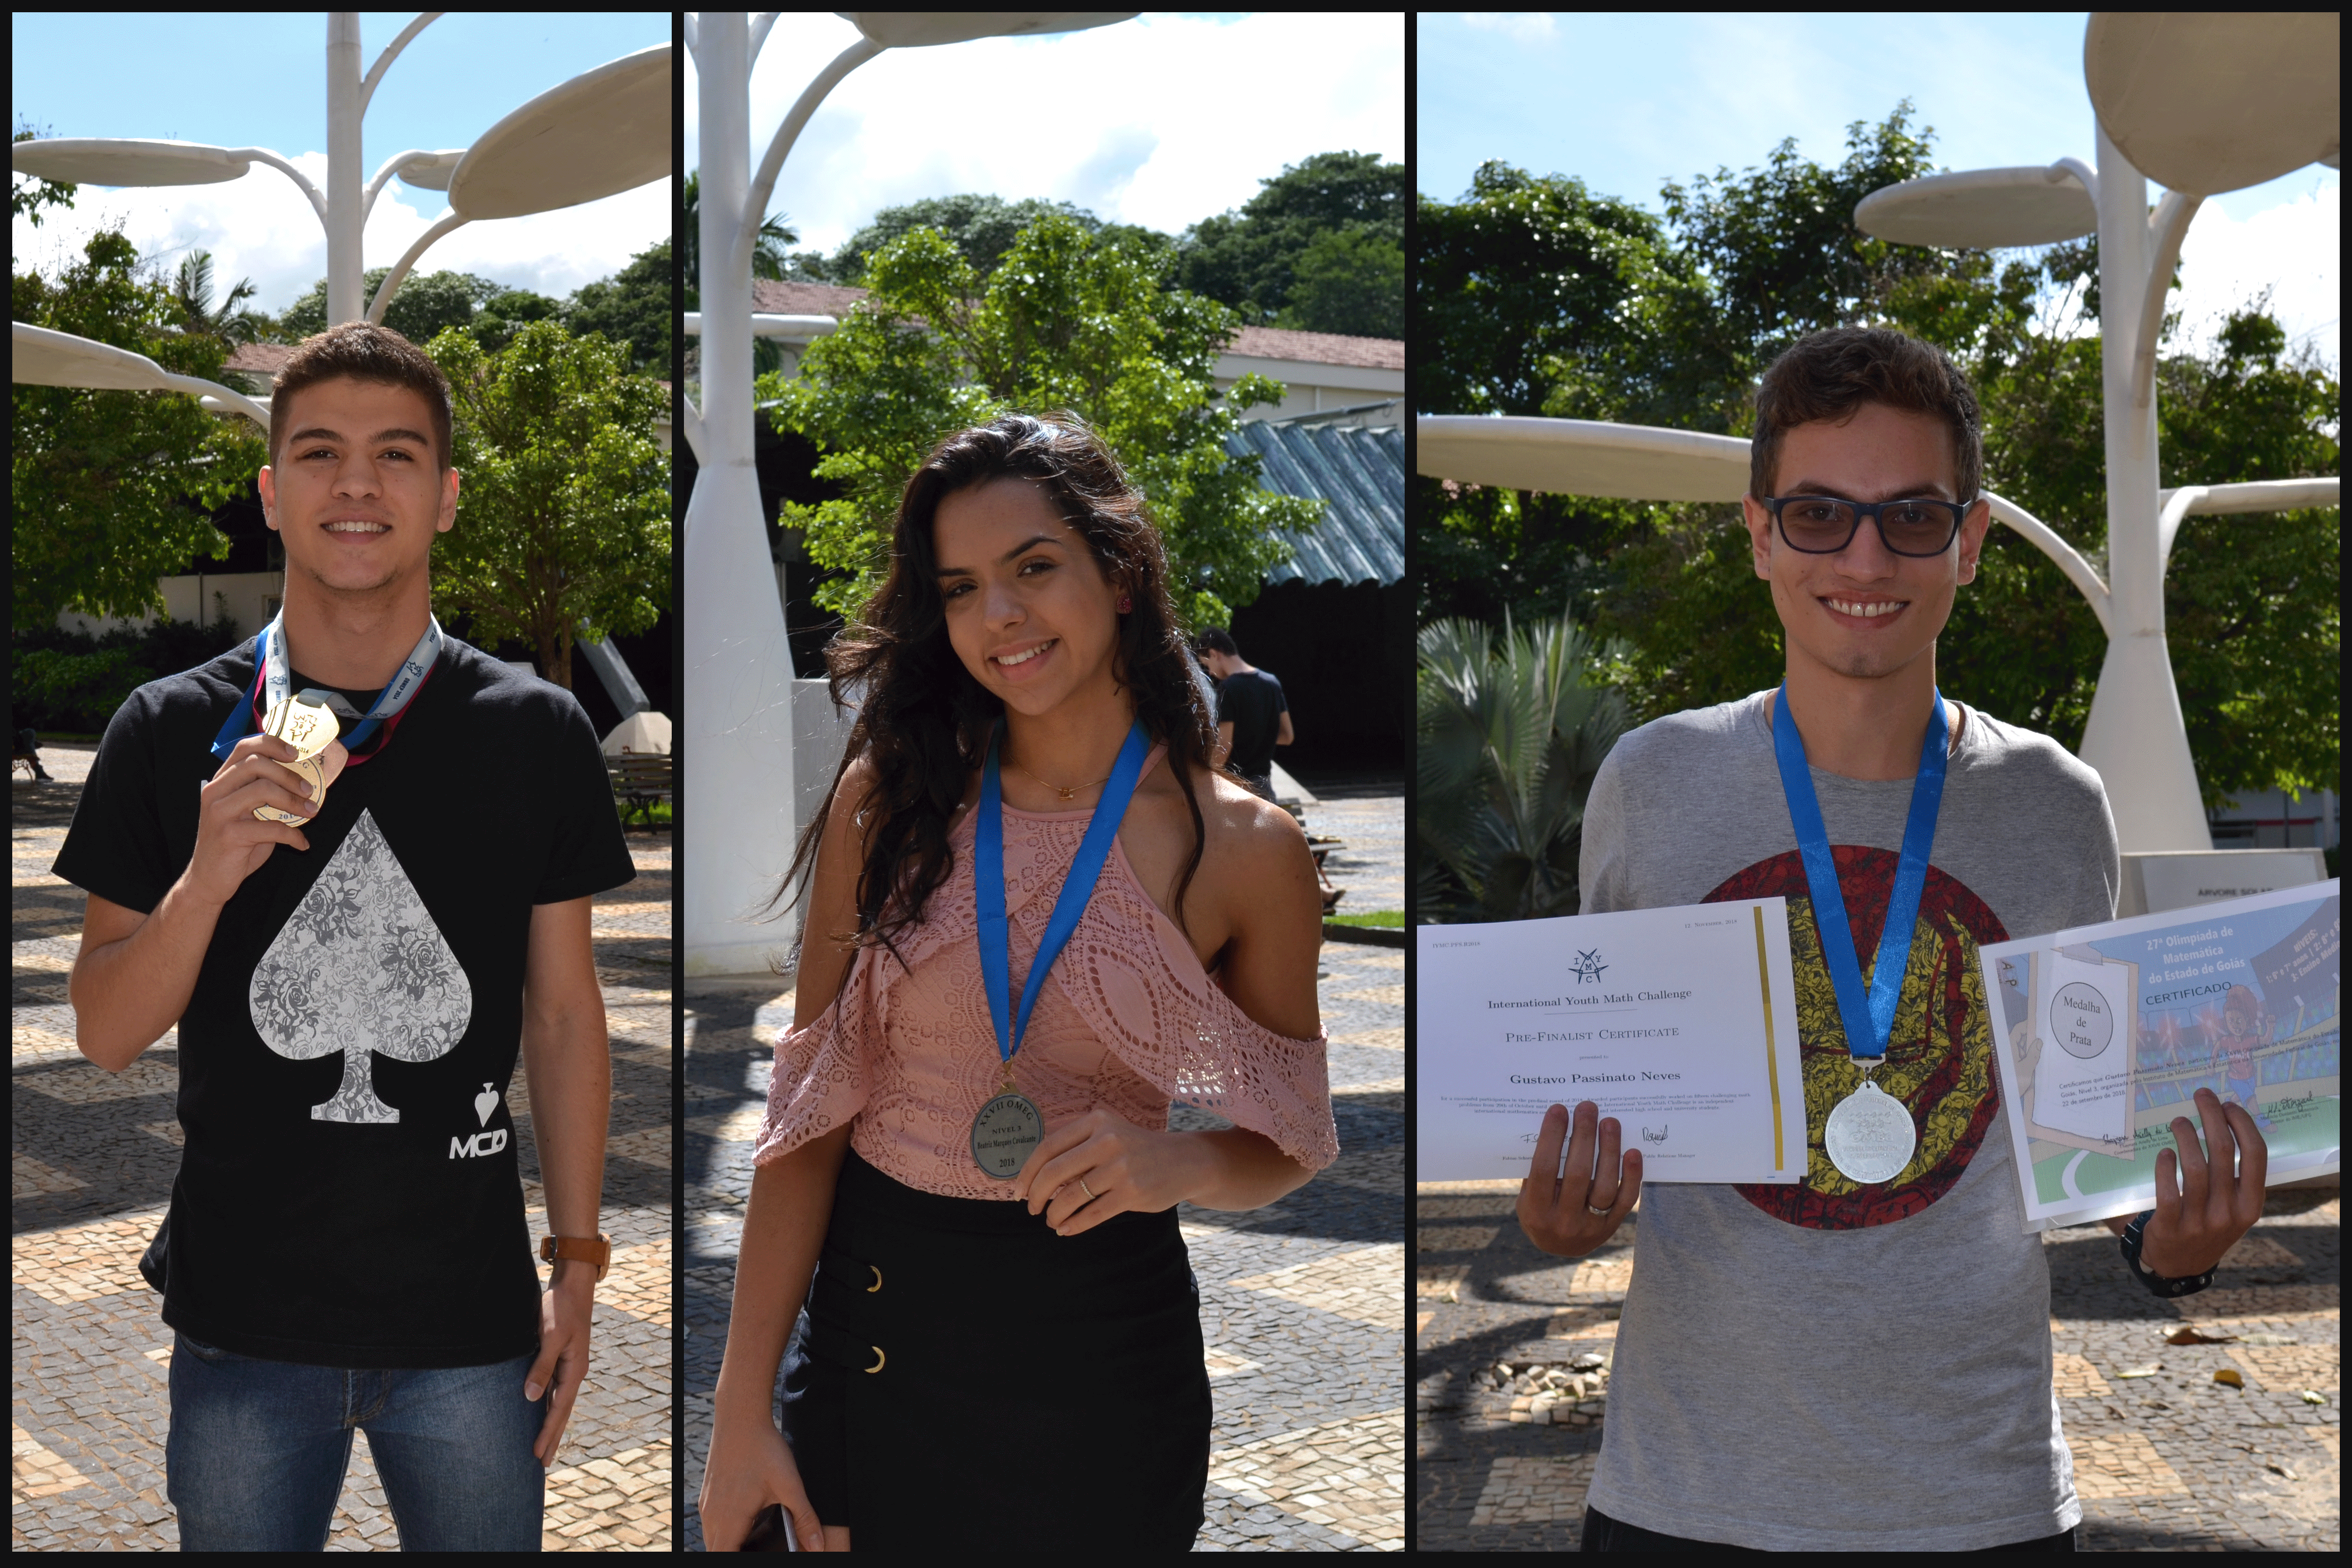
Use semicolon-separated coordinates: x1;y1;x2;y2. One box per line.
682;794;1405;1551
11;748;675;1551
1414;1179;2340;1550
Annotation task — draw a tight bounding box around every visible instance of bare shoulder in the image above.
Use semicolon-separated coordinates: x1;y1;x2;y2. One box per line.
1189;765;1308;857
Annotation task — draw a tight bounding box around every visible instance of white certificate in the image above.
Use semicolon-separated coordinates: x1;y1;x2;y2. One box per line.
1416;898;1806;1184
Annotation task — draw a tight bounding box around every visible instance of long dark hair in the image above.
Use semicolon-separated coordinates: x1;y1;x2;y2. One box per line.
782;411;1219;966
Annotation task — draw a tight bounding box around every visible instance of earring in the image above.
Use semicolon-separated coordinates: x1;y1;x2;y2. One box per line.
1116;594;1132;614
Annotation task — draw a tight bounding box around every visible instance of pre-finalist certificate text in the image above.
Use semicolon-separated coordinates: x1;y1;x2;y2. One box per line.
1416;898;1806;1185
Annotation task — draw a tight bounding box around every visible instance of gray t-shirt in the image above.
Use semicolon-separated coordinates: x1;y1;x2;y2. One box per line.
1579;691;2119;1550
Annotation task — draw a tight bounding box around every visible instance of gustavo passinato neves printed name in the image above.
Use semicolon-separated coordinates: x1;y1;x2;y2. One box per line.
1508;1071;1686;1084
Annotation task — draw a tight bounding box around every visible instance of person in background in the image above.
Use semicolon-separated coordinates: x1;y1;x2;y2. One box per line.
15;726;56;782
1195;628;1292;802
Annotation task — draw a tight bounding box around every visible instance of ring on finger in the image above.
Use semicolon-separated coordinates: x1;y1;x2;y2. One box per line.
1584;1201;1612;1217
1080;1177;1097;1200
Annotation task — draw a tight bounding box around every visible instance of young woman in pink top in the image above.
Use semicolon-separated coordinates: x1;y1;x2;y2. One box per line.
697;413;1338;1552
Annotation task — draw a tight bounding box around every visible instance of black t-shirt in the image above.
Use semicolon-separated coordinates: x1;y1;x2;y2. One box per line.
54;634;635;1368
1215;667;1288;782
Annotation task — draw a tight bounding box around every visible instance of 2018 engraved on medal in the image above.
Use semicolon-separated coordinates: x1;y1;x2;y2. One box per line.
971;1091;1044;1179
1823;1077;1917;1185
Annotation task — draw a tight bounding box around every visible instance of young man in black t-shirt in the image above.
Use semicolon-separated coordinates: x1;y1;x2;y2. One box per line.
56;323;636;1551
1196;627;1293;801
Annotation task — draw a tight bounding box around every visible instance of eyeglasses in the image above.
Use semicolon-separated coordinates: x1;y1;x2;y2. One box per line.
1760;495;1972;557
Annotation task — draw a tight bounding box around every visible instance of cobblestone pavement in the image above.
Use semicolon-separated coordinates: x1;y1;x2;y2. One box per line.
1414;1178;2339;1551
683;795;1405;1551
11;751;675;1551
1302;794;1403;918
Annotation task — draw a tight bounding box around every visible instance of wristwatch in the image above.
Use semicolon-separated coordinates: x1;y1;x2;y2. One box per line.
541;1233;614;1282
2119;1210;2214;1299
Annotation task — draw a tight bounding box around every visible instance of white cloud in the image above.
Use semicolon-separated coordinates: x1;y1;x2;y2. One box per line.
12;156;668;317
1461;13;1558;45
2171;180;2339;373
688;13;1404;258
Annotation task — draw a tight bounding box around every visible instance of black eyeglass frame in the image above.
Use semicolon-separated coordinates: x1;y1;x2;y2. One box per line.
1759;494;1977;557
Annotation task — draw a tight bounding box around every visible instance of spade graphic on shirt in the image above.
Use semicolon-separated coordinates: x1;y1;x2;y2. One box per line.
475;1083;499;1126
249;808;472;1123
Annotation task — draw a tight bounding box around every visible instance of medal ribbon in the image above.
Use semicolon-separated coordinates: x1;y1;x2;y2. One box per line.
976;721;1151;1071
1770;684;1950;1065
209;614;443;764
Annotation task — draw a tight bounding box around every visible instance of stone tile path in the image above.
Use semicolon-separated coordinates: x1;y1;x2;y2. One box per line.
11;753;675;1551
1414;1179;2339;1551
682;797;1406;1550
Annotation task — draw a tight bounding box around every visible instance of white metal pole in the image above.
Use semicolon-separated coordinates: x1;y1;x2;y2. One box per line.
2073;121;2212;854
682;13;801;976
325;14;365;326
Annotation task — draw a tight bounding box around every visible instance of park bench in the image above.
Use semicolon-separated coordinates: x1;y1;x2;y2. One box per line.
608;751;674;831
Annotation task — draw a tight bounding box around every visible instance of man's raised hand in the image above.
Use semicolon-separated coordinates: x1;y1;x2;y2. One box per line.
185;733;318;906
1517;1100;1642;1259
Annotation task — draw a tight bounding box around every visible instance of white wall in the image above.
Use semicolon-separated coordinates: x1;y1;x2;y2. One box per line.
2209;787;2339;850
58;571;282;640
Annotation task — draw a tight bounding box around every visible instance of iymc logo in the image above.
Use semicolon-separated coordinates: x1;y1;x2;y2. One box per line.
451;1128;508;1159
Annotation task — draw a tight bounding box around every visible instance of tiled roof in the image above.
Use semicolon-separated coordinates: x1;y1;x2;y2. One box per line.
224;343;295;374
746;279;1403;370
1224;325;1402;371
1228;421;1404;586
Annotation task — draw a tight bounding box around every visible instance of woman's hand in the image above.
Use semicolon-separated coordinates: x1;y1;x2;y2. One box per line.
1011;1107;1216;1235
698;1408;825;1552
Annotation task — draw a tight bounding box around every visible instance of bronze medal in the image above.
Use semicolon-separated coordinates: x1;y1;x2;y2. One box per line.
970;1090;1044;1180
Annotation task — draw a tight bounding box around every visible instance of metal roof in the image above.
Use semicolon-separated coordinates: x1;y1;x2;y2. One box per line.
1226;420;1405;586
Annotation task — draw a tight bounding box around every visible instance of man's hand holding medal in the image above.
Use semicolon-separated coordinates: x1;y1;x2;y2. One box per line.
188;693;348;904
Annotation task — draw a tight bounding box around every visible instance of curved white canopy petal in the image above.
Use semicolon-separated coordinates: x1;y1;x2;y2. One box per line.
1854;165;2097;250
447;44;672;220
2085;11;2340;195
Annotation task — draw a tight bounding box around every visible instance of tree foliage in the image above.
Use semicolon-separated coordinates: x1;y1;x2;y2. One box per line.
1416;103;2340;804
564;238;672;375
1177;151;1406;333
277;266;501;344
788;192;1108;286
763;211;1322;627
423;321;669;691
11;227;267;631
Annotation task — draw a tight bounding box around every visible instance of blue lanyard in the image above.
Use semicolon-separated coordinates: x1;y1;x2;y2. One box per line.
1770;685;1950;1063
208;616;441;764
975;722;1150;1067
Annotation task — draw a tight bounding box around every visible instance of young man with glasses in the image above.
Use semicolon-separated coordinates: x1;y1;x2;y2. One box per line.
1516;326;2269;1551
56;323;635;1550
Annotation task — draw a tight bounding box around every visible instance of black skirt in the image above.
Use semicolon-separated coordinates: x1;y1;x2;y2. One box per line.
780;1148;1212;1550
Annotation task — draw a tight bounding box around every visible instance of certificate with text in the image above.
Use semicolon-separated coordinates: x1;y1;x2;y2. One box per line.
1416;899;1806;1184
1978;880;2341;1230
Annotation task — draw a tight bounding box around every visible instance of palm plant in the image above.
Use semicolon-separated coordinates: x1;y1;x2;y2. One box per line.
1416;611;1628;923
683;170;801;375
172;249;264;346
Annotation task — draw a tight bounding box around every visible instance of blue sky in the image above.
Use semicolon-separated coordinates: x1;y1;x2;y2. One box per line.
12;12;671;313
682;13;1404;264
1417;12;2339;370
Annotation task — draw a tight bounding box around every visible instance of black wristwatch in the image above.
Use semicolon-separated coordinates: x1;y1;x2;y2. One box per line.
2120;1209;2215;1299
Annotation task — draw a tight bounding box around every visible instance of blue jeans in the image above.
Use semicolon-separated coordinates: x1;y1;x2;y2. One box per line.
165;1332;546;1551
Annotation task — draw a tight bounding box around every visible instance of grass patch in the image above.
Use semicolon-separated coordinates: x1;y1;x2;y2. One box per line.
617;798;673;829
1326;909;1404;928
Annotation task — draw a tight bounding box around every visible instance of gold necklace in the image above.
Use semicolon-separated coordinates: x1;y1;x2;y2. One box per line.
1007;756;1114;801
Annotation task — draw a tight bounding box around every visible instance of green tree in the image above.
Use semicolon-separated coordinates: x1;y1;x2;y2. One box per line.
564;239;671;375
1276;226;1404;339
172;248;268;351
798;192;1108;286
1416;612;1627;922
422;320;670;691
1415;104;2340;807
470;286;564;355
764;212;1322;626
1177;150;1405;328
12;227;267;631
12;121;77;226
277;266;500;342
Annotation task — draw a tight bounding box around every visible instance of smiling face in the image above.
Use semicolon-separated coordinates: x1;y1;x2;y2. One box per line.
933;476;1125;719
1741;401;1991;682
258;376;458;600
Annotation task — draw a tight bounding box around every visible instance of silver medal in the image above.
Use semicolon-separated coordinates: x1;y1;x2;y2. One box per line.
970;1090;1043;1179
1823;1075;1916;1185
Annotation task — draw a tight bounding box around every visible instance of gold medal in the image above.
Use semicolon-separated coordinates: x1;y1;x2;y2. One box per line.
255;751;329;824
261;694;339;761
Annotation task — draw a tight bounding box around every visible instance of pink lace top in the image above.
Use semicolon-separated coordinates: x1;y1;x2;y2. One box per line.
754;749;1339;1199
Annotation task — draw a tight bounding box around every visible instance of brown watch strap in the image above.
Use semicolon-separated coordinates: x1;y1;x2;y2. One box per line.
541;1233;612;1282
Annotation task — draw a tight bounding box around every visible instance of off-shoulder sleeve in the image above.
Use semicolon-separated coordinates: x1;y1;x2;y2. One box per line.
752;947;879;1166
1059;872;1341;1173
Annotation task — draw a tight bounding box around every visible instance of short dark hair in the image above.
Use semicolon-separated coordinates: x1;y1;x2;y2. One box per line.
1195;627;1239;657
1750;327;1981;504
270;321;454;474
